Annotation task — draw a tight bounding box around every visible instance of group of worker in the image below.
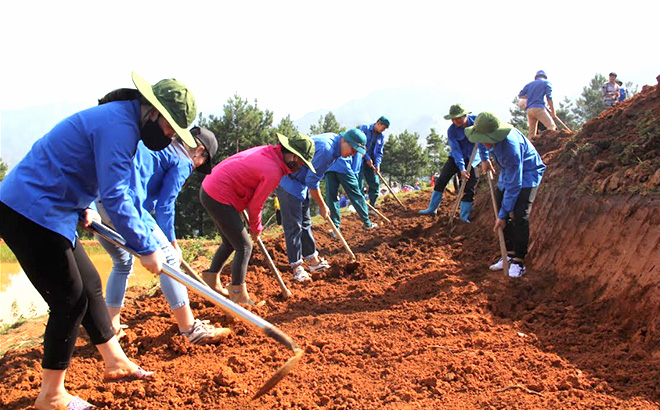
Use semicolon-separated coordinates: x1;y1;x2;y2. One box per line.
0;69;549;409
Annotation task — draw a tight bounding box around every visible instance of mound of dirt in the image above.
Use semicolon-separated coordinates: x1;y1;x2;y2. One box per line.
536;74;660;194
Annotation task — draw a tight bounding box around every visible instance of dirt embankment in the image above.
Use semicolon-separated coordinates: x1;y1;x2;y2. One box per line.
1;78;659;409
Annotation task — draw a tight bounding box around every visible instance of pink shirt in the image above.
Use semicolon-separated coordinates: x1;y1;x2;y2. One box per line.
202;145;290;234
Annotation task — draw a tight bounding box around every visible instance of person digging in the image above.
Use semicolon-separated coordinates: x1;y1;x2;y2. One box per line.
465;112;546;278
200;132;315;305
419;104;490;221
277;128;367;282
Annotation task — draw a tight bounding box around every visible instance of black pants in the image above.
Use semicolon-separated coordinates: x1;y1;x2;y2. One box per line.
200;188;252;285
0;202;114;370
433;157;478;202
495;186;539;259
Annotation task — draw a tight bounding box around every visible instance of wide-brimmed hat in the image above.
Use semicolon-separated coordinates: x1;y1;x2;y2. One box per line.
191;127;218;175
277;133;316;173
465;112;513;144
444;104;471;120
340;128;367;155
132;72;197;147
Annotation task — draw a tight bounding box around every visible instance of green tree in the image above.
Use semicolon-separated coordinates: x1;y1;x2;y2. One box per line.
381;130;428;186
556;97;580;131
309;112;346;134
174;95;275;238
509;97;529;135
424;128;448;177
275;114;299;137
0;158;7;182
573;73;608;125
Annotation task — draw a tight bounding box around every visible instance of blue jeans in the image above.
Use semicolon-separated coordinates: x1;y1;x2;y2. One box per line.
276;186;318;267
97;225;189;310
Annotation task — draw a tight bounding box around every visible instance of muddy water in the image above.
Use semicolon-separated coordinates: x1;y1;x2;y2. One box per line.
0;253;155;325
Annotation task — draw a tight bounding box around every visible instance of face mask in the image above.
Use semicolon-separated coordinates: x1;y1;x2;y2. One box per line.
141;118;171;151
286;160;301;171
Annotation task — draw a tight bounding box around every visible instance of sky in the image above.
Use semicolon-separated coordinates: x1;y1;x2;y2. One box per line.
1;0;659;124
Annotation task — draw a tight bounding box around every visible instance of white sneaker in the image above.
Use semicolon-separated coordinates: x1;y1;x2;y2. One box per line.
328;229;339;240
308;257;330;272
181;319;231;345
366;222;379;230
489;256;513;271
292;265;312;283
508;262;526;278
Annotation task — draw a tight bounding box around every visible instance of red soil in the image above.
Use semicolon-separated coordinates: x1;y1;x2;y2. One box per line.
1;78;659;410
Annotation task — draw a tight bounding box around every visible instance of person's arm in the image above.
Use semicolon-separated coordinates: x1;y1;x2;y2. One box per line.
546;82;555;116
373;134;385;172
547;98;555;117
154;160;192;243
497;141;523;220
309;188;329;219
247;173;282;236
447;131;466;171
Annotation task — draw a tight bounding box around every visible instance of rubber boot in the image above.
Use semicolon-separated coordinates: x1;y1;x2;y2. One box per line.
227;283;265;307
419;190;443;215
201;271;229;297
459;201;472;223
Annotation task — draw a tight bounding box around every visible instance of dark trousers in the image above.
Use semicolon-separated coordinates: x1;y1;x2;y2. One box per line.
495;186;539;259
433;157;478;202
200;188;252;285
0;202;114;370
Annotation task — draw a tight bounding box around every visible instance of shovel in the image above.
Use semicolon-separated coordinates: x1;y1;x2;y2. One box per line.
486;170;509;276
325;215;357;261
447;144;478;229
374;168;406;210
87;221;302;399
242;211;292;300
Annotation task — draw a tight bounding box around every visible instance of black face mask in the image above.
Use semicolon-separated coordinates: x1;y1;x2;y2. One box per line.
285;160;300;171
141;118;172;151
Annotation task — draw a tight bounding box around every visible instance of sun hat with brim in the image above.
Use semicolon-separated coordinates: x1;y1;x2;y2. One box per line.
191;127;218;175
132;71;197;147
465;112;513;144
444;104;471;120
277;132;316;173
340;128;367;155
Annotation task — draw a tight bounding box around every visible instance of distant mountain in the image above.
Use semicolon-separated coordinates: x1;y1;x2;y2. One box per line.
1;102;88;168
293;84;512;145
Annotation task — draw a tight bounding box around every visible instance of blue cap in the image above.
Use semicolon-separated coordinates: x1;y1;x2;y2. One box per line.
535;70;547;79
340;128;367;155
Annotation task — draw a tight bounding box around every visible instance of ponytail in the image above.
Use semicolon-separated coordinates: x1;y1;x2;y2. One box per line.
98;88;148;105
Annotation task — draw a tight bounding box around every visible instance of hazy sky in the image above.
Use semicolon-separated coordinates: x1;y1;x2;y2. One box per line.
1;0;659;122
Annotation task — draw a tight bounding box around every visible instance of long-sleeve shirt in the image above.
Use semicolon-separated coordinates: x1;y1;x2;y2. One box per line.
360;123;385;169
0;100;160;255
488;128;546;220
202;144;291;234
136;142;193;242
518;78;553;109
279;133;342;201
447;115;489;171
326;152;362;175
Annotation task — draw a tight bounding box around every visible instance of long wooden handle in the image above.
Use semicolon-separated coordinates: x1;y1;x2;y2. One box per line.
242;211;292;299
366;201;391;224
325;215;356;260
547;108;573;132
448;144;478;227
487;170;509;276
375;169;406;209
179;258;211;288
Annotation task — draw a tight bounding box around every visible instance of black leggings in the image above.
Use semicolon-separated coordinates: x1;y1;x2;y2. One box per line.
199;188;252;285
495;186;539;259
0;202;114;370
433;157;478;202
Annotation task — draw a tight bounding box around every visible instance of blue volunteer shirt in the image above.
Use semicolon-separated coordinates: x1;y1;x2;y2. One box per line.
447;115;490;171
279;133;342;201
489;128;546;220
326;152;362;175
0;100;160;254
618;87;627;102
135;142;194;243
360;123;385;169
519;78;553;109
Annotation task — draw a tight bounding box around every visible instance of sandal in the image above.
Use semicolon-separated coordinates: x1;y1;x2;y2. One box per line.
103;366;154;383
67;396;96;410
